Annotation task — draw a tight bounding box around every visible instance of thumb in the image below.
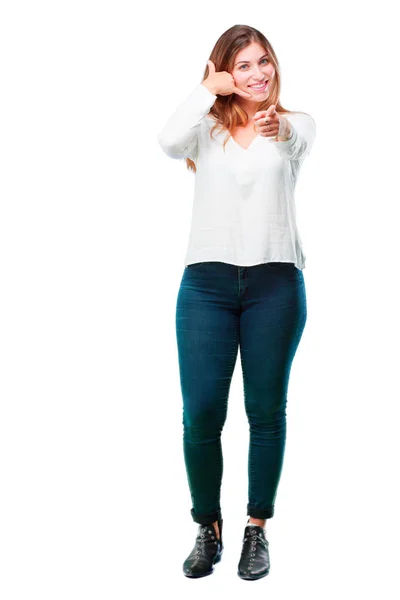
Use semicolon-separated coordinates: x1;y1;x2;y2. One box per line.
252;110;268;120
266;105;276;115
207;60;216;74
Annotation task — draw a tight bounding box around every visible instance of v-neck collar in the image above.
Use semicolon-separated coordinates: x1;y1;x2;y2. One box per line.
204;116;261;152
230;133;260;152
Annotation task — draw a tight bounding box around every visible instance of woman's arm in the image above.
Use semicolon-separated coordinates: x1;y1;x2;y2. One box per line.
272;113;316;161
157;83;217;160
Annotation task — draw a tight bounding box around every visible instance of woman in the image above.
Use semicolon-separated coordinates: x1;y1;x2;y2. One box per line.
157;24;316;580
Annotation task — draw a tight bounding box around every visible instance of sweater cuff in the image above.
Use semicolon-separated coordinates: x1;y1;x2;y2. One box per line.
197;82;218;102
274;120;295;144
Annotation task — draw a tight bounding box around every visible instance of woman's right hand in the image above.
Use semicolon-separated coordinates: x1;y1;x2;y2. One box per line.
203;60;252;98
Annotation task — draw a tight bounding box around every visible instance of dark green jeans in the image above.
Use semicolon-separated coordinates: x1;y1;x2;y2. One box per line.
175;261;307;525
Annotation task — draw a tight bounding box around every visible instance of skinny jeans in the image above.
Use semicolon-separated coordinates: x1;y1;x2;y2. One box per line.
175;261;307;525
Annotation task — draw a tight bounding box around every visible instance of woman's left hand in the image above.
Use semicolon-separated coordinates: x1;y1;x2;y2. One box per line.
253;105;291;140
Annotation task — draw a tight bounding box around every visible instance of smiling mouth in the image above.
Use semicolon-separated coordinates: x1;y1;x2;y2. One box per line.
248;81;269;90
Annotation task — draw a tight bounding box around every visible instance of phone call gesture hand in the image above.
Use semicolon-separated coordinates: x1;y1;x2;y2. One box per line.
203;60;252;99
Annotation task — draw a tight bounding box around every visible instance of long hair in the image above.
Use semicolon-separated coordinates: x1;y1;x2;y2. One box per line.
186;24;299;174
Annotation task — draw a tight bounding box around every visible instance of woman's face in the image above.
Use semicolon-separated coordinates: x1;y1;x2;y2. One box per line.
231;42;275;103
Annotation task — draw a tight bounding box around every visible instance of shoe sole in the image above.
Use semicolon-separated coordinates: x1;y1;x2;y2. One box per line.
237;568;270;580
183;547;223;578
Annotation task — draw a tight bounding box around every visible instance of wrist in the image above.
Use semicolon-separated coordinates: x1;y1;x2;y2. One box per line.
276;118;292;142
202;81;218;95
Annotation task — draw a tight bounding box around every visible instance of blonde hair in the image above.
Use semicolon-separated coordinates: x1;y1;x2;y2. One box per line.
186;24;301;174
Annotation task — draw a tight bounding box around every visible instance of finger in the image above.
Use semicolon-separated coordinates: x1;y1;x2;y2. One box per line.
261;127;279;137
253;111;265;119
253;112;267;122
232;86;252;98
260;121;279;131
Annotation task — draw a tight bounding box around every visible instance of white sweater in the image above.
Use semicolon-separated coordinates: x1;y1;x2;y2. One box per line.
157;83;316;270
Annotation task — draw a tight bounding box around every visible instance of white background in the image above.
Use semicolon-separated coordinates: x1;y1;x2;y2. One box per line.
1;1;400;598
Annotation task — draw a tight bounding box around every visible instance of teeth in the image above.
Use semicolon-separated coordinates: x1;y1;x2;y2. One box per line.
250;82;267;88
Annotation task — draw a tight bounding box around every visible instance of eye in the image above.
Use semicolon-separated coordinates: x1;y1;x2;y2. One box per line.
240;58;269;69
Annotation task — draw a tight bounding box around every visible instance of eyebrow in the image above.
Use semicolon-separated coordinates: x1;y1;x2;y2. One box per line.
234;53;268;66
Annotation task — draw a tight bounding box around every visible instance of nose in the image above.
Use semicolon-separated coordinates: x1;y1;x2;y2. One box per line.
250;66;265;80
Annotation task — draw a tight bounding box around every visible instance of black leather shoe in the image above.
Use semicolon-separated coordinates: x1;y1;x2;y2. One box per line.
237;523;270;580
183;519;223;578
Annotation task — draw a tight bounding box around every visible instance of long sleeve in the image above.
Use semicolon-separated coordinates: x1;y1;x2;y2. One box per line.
157;83;217;160
272;113;316;162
